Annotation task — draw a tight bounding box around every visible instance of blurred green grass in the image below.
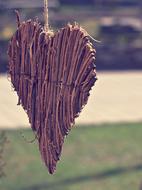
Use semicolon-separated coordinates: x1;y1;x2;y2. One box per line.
0;122;142;190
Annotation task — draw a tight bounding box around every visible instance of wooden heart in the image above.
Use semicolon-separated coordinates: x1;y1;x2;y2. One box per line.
8;17;97;174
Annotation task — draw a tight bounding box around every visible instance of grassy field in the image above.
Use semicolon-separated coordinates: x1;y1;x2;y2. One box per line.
0;122;142;190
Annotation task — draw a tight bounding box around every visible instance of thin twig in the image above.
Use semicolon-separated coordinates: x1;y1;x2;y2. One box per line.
88;33;101;43
15;10;21;28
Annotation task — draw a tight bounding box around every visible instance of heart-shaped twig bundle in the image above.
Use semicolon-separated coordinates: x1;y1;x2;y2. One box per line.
8;11;97;174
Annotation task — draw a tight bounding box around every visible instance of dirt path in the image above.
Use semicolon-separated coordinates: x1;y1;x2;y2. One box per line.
0;71;142;129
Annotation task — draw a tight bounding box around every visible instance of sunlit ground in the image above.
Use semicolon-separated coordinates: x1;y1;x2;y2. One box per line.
0;71;142;128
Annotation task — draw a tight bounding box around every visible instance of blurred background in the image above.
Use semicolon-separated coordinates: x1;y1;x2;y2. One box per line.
0;0;142;190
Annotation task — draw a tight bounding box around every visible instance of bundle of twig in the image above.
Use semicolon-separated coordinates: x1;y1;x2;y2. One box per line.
8;11;97;174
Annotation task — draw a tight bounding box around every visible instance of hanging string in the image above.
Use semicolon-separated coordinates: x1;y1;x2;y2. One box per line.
44;0;49;32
